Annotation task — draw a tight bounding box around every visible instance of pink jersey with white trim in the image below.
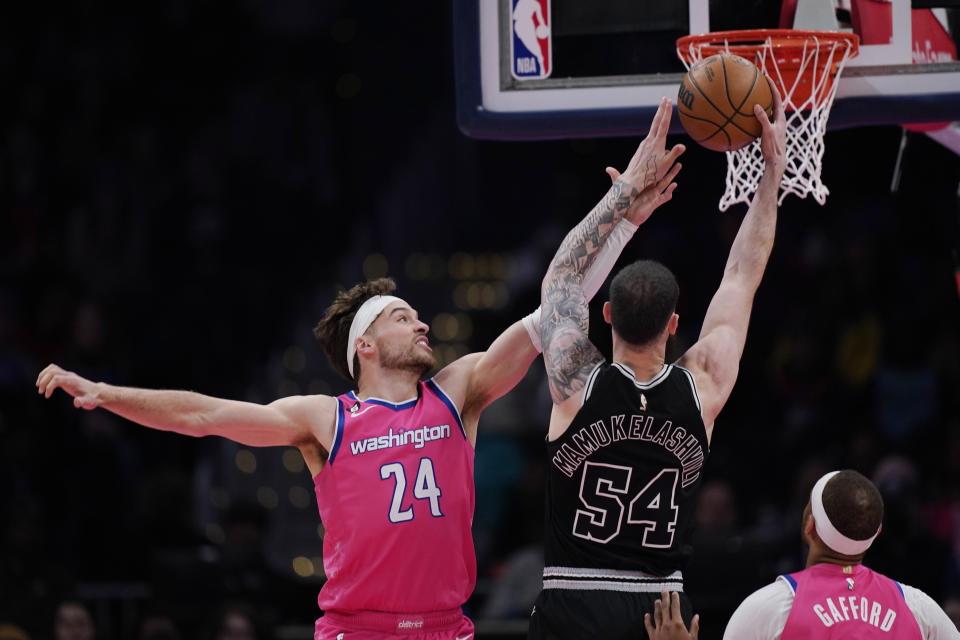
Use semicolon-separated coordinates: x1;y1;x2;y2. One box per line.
313;379;476;614
780;564;922;640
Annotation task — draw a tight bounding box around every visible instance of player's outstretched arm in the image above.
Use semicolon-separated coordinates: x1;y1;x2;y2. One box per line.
36;363;333;450
542;98;684;408
437;99;684;438
677;84;787;437
436;321;540;440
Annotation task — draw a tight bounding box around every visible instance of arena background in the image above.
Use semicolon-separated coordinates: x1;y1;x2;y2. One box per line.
2;2;959;639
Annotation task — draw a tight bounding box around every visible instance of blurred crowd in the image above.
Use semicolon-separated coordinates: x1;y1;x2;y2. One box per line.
2;1;959;639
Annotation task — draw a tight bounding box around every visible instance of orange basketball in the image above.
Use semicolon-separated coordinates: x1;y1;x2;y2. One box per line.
677;53;774;152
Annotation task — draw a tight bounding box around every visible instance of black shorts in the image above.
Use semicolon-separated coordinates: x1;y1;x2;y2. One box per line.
527;588;695;640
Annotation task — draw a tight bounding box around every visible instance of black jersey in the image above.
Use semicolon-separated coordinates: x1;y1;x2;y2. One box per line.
543;362;709;577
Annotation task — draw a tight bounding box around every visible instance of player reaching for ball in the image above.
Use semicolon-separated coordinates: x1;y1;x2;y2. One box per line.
526;85;786;640
35;100;684;638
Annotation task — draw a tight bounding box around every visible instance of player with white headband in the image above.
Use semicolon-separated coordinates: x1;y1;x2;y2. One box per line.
35;99;684;640
645;470;959;640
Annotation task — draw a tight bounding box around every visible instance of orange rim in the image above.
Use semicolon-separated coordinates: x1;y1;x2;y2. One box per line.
677;29;860;63
676;29;860;108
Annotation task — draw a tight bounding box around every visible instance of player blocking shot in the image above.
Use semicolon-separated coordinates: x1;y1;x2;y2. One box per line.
35;122;679;637
527;88;787;640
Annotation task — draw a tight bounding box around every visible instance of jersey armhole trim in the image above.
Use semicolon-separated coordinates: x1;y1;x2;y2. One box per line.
778;574;798;594
425;378;467;439
675;365;703;417
327;398;346;465
895;581;906;600
581;361;604;407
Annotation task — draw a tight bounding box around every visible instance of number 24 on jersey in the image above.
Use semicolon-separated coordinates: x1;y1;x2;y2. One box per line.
380;458;444;523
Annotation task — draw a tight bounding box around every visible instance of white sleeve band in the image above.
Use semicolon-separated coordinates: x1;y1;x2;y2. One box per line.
722;579;794;640
581;217;639;300
522;307;542;352
901;583;960;640
523;217;639;354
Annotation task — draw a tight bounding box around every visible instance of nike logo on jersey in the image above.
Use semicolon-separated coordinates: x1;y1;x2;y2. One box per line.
336;634;344;640
455;635;473;640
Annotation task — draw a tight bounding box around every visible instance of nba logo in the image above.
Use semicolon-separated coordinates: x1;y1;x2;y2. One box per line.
510;0;551;79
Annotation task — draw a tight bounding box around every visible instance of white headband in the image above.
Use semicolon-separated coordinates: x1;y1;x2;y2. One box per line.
811;470;880;556
346;295;404;378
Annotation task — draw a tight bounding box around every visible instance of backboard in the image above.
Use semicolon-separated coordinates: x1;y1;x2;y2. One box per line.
454;0;960;140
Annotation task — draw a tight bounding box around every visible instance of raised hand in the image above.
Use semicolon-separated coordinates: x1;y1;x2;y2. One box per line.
605;160;682;227
605;97;685;226
643;591;700;640
754;79;787;178
36;364;102;410
624;97;686;187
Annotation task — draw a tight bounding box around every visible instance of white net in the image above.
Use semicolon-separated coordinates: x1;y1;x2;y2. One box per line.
678;32;858;210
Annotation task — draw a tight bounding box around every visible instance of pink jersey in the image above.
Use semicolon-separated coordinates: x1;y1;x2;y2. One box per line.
313;379;476;614
780;564;922;640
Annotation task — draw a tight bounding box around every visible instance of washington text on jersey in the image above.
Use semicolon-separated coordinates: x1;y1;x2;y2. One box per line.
349;424;452;455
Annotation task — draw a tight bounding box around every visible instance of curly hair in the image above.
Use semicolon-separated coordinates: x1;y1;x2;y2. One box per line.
314;278;397;382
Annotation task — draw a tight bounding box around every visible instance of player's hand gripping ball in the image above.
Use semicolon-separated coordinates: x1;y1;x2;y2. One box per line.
536;25;550;39
677;53;775;152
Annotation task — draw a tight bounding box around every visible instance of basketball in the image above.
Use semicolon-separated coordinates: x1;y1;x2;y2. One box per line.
677;53;774;152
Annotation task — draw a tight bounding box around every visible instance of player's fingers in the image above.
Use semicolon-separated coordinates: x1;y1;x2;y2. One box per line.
649;97;667;138
644;613;655;636
44;375;62;399
755;108;782;157
654;595;664;627
37;365;55;389
654;163;681;197
690;614;700;639
40;363;59;376
655;182;678;207
664;143;686;166
660;161;682;186
759;109;783;156
768;76;784;117
656;97;672;139
670;592;683;622
605;167;621;183
661;590;672;623
754;103;772;129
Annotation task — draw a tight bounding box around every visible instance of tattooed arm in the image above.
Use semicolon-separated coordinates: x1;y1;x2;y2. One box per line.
541;98;685;433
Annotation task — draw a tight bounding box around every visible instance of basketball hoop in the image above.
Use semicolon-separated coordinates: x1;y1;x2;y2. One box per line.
677;30;859;209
